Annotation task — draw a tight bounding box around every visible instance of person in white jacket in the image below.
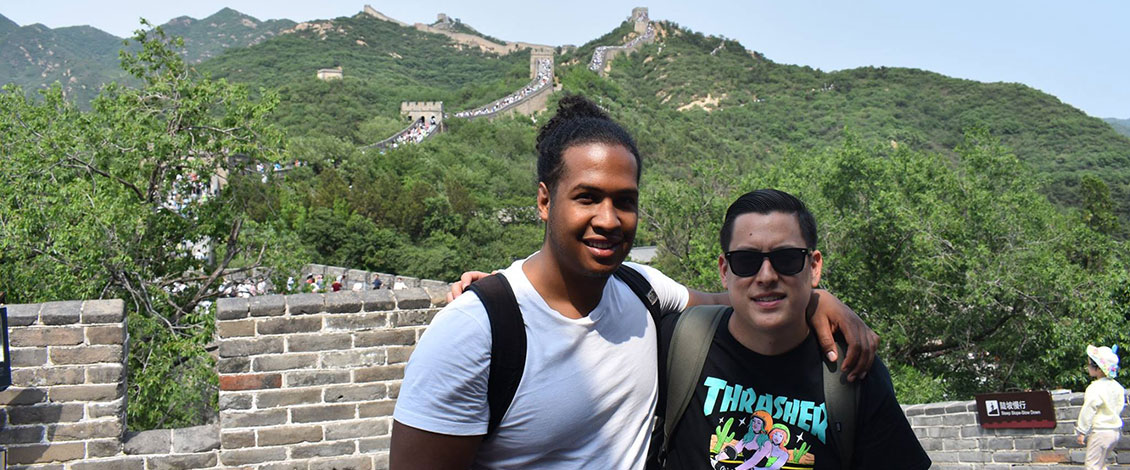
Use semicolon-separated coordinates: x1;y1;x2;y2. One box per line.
1075;344;1126;470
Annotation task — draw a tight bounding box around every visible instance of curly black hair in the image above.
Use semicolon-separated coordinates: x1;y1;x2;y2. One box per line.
535;94;641;192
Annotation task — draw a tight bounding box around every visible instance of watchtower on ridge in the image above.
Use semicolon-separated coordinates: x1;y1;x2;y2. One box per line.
631;7;650;34
401;101;444;127
530;48;555;79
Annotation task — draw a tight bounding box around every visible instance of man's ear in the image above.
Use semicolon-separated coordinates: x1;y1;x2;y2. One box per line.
810;250;823;288
718;253;729;287
536;182;551;222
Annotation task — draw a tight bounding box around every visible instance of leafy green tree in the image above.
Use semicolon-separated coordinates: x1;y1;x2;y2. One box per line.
0;22;282;429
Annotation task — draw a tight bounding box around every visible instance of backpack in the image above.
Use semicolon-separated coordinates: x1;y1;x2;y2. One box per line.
466;264;663;438
655;305;859;468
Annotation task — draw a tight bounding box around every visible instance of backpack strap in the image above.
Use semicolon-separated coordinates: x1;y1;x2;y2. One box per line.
467;273;526;439
662;305;729;456
613;264;663;326
822;336;860;467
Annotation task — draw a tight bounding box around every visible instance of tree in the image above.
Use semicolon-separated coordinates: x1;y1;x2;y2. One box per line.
0;21;282;429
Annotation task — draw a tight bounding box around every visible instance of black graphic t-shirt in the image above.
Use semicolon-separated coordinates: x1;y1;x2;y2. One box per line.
660;310;930;470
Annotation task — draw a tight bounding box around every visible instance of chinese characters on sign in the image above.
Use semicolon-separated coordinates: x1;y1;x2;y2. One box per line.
975;391;1056;428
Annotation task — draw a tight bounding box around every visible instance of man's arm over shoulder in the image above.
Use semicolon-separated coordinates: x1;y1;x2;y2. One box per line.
391;295;492;468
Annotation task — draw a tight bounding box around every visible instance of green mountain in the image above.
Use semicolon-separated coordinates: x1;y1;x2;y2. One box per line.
0;13;18;36
561;21;1130;227
1105;118;1130;138
0;8;296;106
161;7;295;63
195;12;532;142
0;21;126;104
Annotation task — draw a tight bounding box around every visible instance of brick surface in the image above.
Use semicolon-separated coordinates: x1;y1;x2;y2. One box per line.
0;388;48;406
394;309;438;327
72;457;145;470
7;442;85;464
257;316;323;335
219;393;253;410
218;357;251;374
252;353;318;372
325;292;363;313
0;425;46;444
257;425;323;446
311;455;374;470
86;364;124;384
288;333;353;352
11;347;48;367
325;312;388;331
325;419;389;440
81;299;125;323
287;293;325;315
85;325;126;345
124;429;172;454
324;383;386;403
355;330;415;348
49;345;123;365
48;419;122;440
249;295;287;317
355;364;406;383
392;289;431;310
358;290;395;312
256;388;321;408
219;447;288;466
286;370;351;387
224;409;288;428
49;383;121;402
216;297;250;320
292;403;356;423
6;303;42;326
358;400;396;419
218;337;284;358
360;436;392;454
323;350;385;369
8;403;84;424
172;423;221;453
39;301;82;325
86;437;123;457
291;440;356;459
16;365;86;386
88;399;124;419
147;453;219;470
219;373;282;391
386;345;415;364
10;327;84;347
217;319;255;338
221;430;255;449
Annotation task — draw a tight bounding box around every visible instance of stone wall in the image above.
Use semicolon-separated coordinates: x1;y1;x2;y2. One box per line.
212;287;447;469
4;295;1130;469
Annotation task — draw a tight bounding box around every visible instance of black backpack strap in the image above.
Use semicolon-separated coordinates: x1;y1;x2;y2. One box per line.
822;336;860;467
467;273;526;439
613;264;662;326
663;305;729;457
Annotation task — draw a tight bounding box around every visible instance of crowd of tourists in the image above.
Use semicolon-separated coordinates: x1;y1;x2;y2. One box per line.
588;23;655;72
453;58;553;118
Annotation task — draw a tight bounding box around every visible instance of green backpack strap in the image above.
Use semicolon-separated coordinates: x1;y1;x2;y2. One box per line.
662;305;729;457
822;336;860;467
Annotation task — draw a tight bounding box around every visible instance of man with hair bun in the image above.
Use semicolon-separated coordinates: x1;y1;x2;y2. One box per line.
390;96;878;469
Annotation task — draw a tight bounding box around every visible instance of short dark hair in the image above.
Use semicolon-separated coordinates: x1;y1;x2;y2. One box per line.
719;189;817;252
535;94;641;192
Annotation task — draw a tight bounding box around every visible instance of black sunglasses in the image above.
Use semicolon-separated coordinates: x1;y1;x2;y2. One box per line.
724;248;810;276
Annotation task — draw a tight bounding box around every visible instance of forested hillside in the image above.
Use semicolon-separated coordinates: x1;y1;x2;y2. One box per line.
0;15;126;105
3;11;1128;430
1106;118;1130;137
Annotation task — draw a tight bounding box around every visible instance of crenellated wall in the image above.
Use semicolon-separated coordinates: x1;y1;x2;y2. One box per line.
3;294;1130;469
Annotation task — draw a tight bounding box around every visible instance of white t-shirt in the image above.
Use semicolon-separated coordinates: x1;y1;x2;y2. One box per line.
394;257;689;470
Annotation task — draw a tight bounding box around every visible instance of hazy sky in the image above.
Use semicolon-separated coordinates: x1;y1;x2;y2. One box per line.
4;1;1128;118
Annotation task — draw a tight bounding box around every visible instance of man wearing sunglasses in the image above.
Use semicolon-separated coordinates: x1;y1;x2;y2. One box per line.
660;189;929;469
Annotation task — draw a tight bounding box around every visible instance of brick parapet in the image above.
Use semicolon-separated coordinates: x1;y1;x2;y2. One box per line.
214;289;444;469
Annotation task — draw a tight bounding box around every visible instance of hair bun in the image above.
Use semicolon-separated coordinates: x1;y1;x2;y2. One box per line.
554;94;610;121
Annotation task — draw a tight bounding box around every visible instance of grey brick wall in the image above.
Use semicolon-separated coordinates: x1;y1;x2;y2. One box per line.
214;286;446;470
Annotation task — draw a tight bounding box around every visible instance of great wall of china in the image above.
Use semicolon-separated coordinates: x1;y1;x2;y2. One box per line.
3;6;1126;470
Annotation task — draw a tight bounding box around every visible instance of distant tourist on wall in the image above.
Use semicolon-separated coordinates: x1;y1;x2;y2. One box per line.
1076;344;1125;470
393;277;407;290
372;277;384;290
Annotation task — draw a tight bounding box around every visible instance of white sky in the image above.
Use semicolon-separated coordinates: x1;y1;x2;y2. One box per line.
4;0;1128;118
